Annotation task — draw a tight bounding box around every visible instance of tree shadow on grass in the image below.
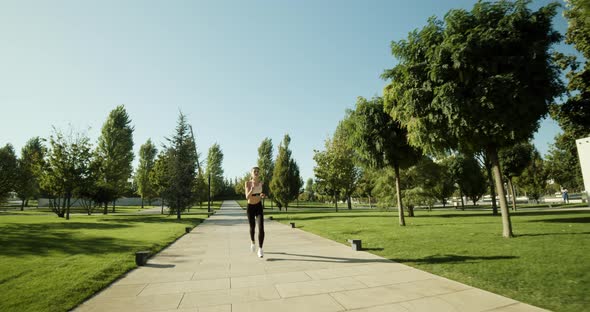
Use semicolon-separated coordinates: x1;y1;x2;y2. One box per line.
0;223;148;257
389;254;518;264
265;252;517;264
98;215;203;225
517;232;590;237
526;217;590;223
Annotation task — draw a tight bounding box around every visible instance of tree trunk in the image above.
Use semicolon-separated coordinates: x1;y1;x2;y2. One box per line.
460;189;465;210
21;199;25;211
407;205;415;217
394;164;406;226
112;200;116;213
368;196;372;209
488;146;513;238
104;202;108;215
177;199;181;220
347;196;352;210
507;178;517;211
25;199;29;207
485;160;499;215
66;196;71;220
334;193;338;212
161;200;164;214
141;197;144;209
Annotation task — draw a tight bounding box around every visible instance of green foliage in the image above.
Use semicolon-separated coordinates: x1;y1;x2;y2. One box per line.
409;157;455;208
0;144;18;203
515;149;548;202
166;113;197;217
205;143;224;199
40;127;93;218
499;142;534;179
346;96;420;170
270;134;303;210
449;154;487;205
135;139;158;205
95;105;135;201
257;138;274;196
383;0;563;154
15;137;46;208
303;178;315;201
149;150;171;205
313;136;359;210
545;132;584;190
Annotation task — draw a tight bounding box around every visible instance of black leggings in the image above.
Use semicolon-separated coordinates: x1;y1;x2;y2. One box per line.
247;202;265;247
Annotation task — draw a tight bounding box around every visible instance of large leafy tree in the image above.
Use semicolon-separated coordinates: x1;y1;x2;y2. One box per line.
135;139;157;208
15;137;46;210
545;132;584;190
499;142;534;210
383;1;563;237
257;138;274;204
205;143;224;199
552;0;590;141
0;144;18;203
95;105;134;212
150;150;172;214
270;134;302;211
313;136;358;211
346;96;421;226
516;149;548;203
166;113;197;219
41;127;92;219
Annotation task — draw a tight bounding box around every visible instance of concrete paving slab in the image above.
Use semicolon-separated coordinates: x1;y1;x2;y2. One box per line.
74;200;548;312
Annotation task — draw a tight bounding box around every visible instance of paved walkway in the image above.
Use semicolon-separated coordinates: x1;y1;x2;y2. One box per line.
75;201;547;312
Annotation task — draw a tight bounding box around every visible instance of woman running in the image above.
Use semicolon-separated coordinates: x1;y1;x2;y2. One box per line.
245;166;265;258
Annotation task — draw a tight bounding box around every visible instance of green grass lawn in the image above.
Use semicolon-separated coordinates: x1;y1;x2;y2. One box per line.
268;208;590;312
0;212;207;312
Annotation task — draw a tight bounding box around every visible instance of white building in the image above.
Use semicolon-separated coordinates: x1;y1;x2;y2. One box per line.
576;137;590;200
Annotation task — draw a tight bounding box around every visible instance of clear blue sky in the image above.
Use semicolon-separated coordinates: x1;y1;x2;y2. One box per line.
0;0;575;182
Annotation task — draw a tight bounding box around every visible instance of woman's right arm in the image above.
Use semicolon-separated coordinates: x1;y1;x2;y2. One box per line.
245;181;252;199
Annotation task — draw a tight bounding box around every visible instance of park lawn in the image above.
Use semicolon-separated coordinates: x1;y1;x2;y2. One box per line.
269;209;590;312
0;213;206;312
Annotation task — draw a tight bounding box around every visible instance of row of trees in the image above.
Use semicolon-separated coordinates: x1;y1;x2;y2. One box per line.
311;0;589;238
232;135;303;212
0;105;135;219
0;107;230;220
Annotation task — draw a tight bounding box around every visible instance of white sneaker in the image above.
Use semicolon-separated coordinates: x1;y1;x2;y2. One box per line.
250;243;256;253
257;248;264;258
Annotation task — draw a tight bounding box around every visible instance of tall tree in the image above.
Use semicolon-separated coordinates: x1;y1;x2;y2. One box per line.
135;139;157;208
313;136;358;211
346;96;421;225
95;105;134;213
257;138;274;205
304;178;315;201
270;134;302;211
205;143;224;199
499;142;534;210
150;150;172;214
15;137;46;210
383;1;563;237
40;127;92;219
545;132;584;190
516;149;548;203
0;144;18;204
552;0;590;142
166;113;197;219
